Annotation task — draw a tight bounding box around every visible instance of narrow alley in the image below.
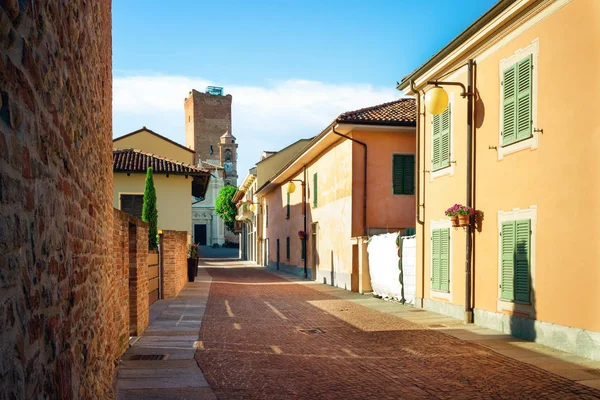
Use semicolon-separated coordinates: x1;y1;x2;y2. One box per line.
193;260;600;400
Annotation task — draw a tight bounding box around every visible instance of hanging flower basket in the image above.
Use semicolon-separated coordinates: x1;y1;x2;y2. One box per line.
449;215;459;227
298;230;307;240
445;204;475;228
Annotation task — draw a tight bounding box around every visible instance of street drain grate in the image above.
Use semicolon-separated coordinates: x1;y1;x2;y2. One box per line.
298;328;324;335
428;324;447;329
129;354;168;361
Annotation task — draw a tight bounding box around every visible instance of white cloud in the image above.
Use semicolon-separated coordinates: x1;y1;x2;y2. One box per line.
113;74;399;178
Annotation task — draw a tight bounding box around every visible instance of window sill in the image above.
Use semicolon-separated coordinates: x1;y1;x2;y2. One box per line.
430;289;452;302
430;165;454;181
498;134;537;160
497;299;535;317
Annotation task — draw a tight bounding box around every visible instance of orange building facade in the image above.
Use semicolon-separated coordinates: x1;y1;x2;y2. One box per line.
257;100;416;291
399;0;600;360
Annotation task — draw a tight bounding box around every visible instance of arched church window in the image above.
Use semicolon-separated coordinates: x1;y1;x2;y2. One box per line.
224;150;232;161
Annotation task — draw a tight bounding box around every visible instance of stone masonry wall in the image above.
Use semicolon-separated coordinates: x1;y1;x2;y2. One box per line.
162;230;188;298
184;90;232;164
0;1;113;398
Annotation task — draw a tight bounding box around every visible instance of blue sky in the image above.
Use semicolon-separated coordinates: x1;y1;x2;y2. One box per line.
113;0;497;176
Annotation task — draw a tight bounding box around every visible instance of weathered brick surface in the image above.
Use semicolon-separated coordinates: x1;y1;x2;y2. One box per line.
161;230;188;298
113;209;149;338
0;1;113;398
196;266;600;400
184;90;232;164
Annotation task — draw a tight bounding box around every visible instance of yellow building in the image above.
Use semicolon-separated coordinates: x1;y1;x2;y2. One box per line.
398;0;599;360
112;129;211;237
113;126;195;164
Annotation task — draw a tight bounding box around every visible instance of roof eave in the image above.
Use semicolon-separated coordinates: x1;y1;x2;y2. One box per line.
397;0;519;92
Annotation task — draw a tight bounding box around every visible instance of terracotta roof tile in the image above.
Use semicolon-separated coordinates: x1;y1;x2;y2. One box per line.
113;148;209;175
336;98;416;126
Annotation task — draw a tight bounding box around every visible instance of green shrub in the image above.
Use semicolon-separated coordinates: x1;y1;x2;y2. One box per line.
142;167;158;250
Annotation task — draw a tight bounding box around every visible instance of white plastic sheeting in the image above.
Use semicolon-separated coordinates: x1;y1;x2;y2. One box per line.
401;236;417;305
367;233;416;305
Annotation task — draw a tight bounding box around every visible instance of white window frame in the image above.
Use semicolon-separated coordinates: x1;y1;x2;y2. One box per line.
498;39;539;160
429;219;452;301
497;206;537;316
430;93;455;181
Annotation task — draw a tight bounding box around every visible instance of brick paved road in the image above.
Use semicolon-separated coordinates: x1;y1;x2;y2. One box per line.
195;265;600;400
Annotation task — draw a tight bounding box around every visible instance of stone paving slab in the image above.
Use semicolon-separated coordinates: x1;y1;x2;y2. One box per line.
117;388;217;400
115;268;216;399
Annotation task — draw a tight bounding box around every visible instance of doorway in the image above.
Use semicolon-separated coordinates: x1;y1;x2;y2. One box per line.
311;222;318;281
194;224;207;245
276;239;280;270
264;238;270;267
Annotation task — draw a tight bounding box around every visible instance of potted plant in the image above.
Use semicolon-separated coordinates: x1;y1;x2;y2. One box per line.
298;230;307;240
445;204;460;227
187;243;199;282
445;204;474;227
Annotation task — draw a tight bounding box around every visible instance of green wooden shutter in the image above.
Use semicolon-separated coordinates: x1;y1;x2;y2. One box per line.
514;219;531;303
432;229;441;291
393;155;403;194
516;55;532;140
431;114;441;170
313;173;318;207
286;236;290;260
440;105;451;168
500;221;515;301
440;228;450;292
502;64;517;145
403;155;415;195
286;192;290;219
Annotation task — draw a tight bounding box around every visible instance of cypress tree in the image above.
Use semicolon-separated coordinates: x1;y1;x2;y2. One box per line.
142;167;158;250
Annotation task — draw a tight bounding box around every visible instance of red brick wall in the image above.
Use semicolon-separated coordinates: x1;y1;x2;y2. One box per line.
128;221;149;335
113;209;149;338
0;1;113;398
162;230;188;298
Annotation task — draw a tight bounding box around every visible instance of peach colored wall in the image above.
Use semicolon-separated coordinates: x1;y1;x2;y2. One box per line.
351;129;416;236
416;0;600;332
263;139;355;287
262;127;416;290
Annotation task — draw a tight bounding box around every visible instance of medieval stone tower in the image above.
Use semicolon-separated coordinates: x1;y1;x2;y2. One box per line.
184;87;238;185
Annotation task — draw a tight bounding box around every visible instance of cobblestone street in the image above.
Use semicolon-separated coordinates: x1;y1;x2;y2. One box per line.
194;262;600;400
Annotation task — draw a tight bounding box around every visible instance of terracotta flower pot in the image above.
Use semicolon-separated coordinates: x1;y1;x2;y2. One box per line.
458;214;471;227
450;215;459;227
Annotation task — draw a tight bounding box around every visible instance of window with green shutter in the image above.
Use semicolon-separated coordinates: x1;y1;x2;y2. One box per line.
286;236;290;260
500;219;531;302
431;105;451;171
502;55;532;146
286;192;290;219
313;173;318;207
393;154;415;195
431;228;450;292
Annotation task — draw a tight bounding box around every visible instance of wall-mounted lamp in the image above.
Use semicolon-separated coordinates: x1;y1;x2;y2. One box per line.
424;86;449;115
286;177;307;278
